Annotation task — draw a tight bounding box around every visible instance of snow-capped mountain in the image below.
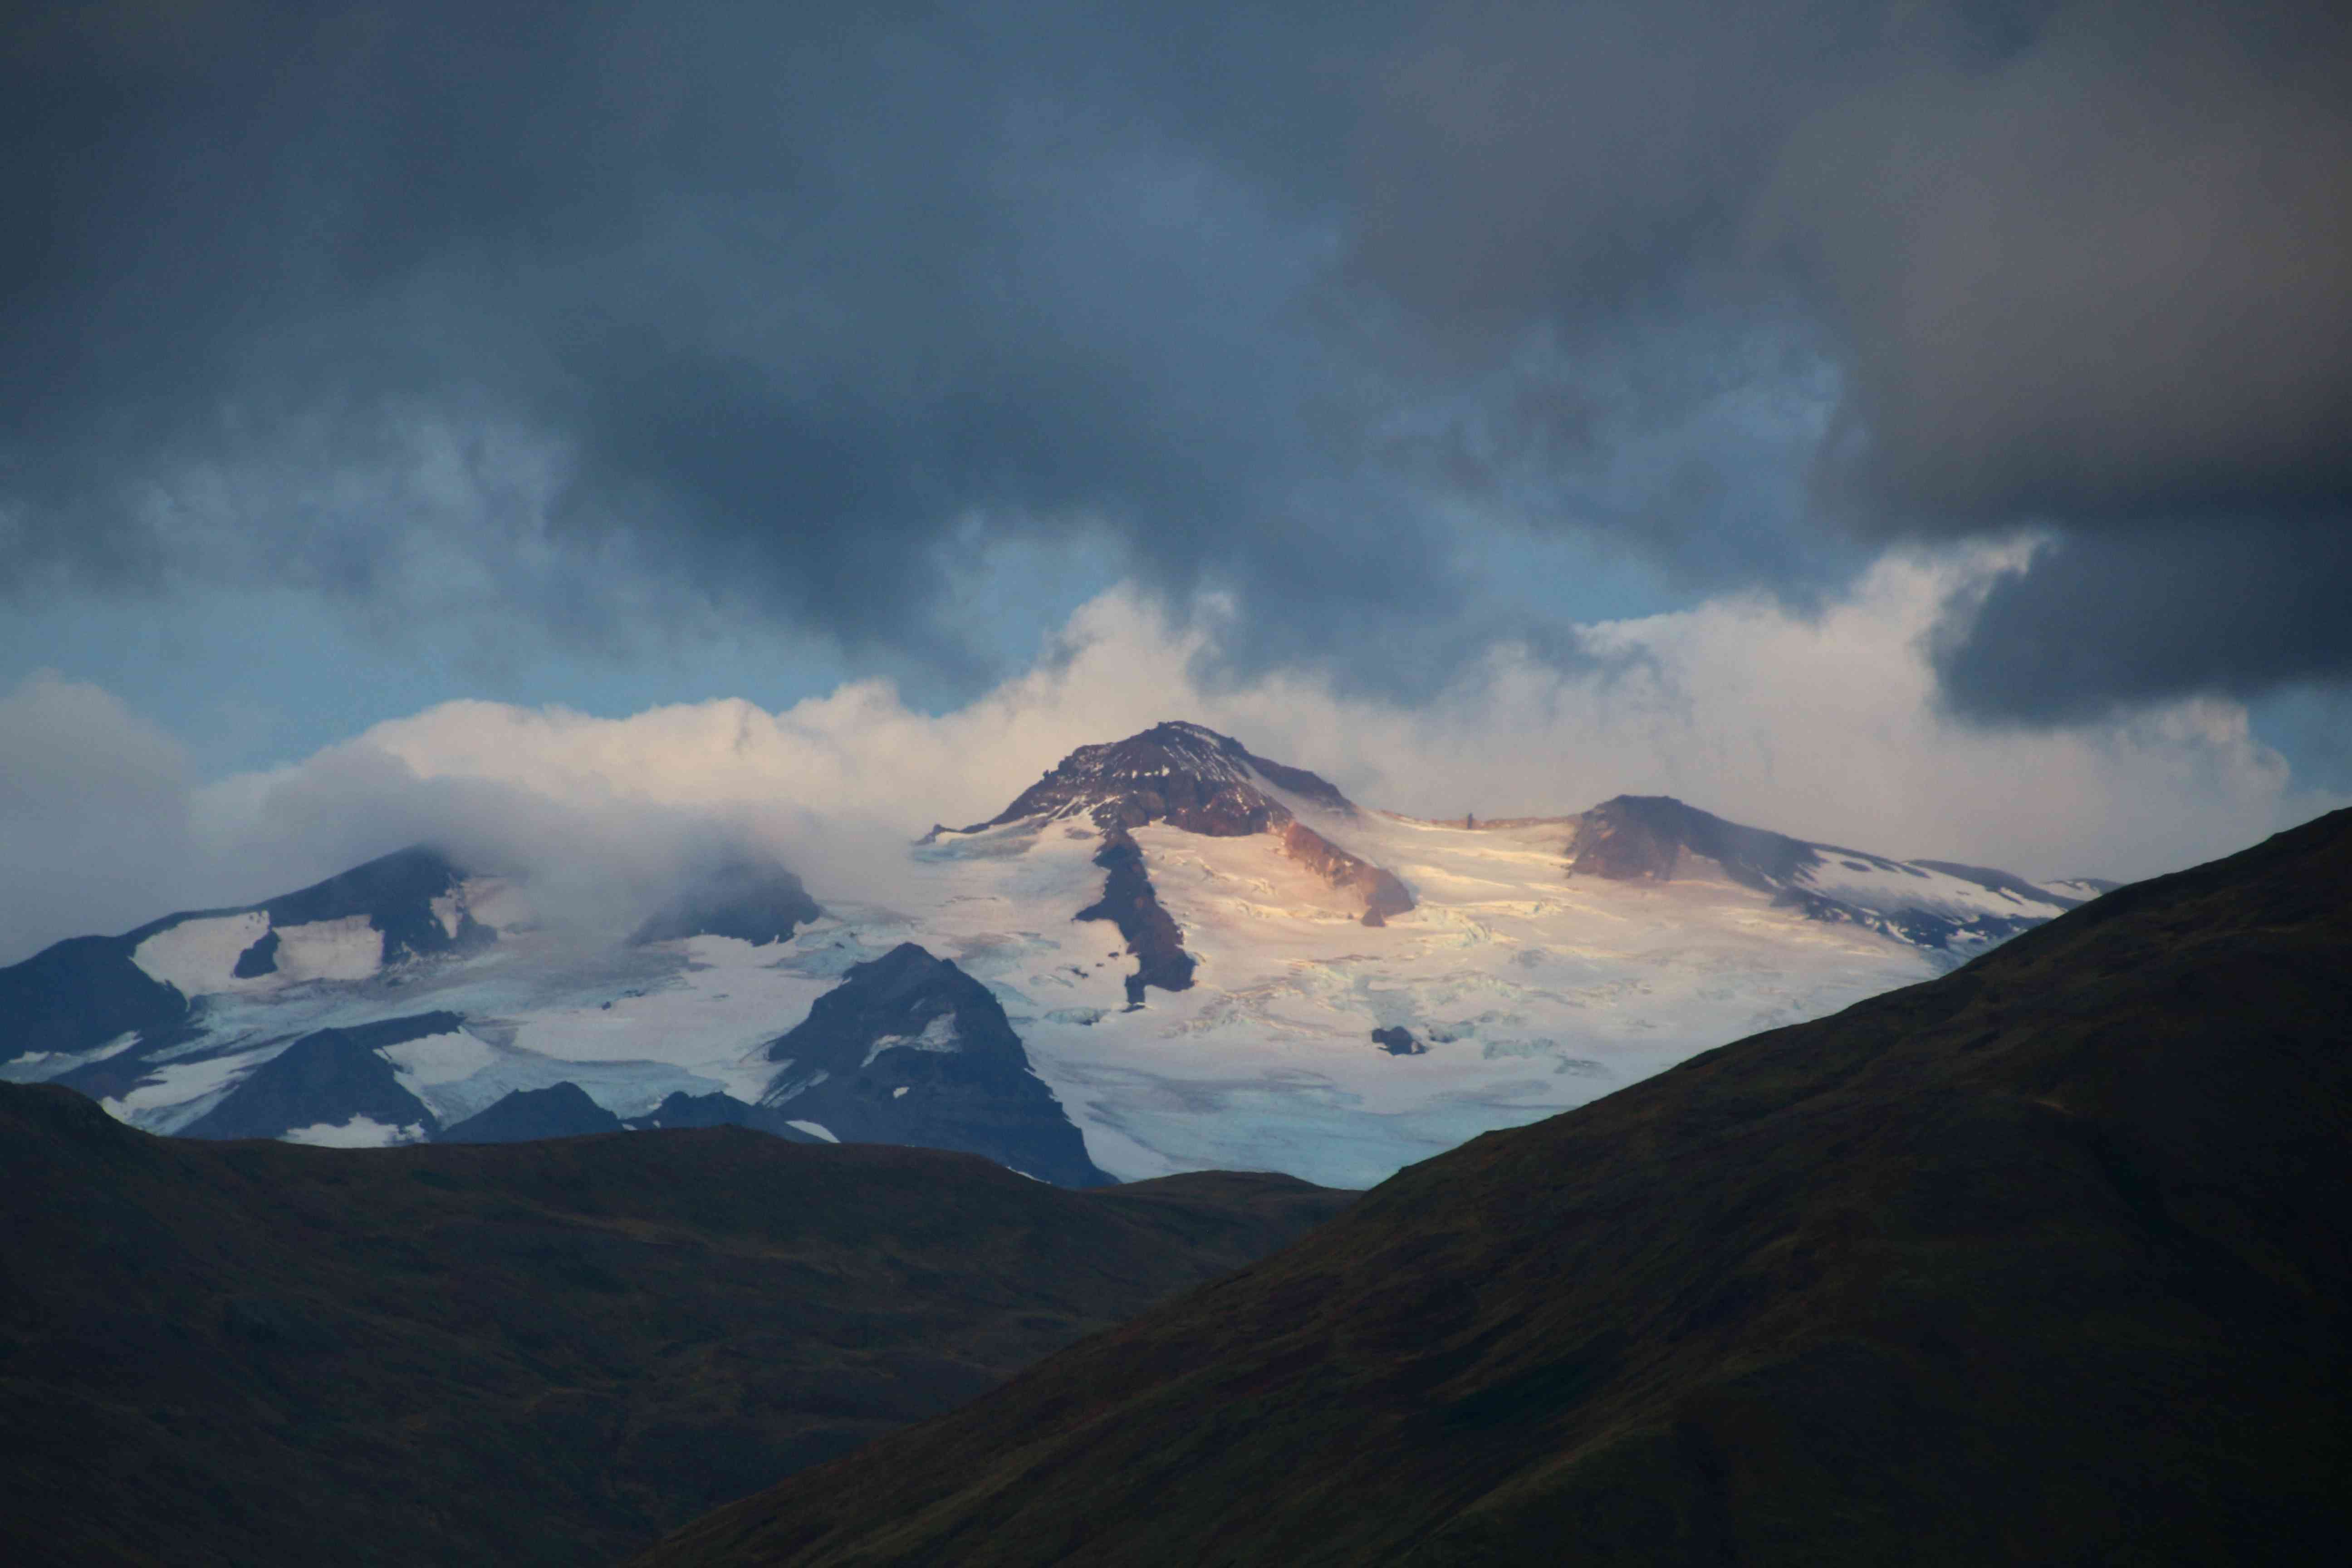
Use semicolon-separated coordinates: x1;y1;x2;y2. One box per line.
1557;794;2087;950
0;722;2103;1187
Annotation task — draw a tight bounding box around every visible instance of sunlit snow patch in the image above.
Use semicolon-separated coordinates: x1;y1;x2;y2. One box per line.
283;1115;430;1148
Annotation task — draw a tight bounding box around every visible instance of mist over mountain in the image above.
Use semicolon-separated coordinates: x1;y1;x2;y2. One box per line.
5;721;2107;1189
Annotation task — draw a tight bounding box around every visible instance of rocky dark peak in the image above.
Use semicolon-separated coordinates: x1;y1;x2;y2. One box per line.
1564;794;1814;892
1564;796;2082;955
762;944;1025;1083
250;844;490;965
180;1014;459;1142
631;855;821;946
759;944;1108;1186
2;846;493;1070
951;722;1414;927
0;935;190;1068
622;1091;826;1142
439;1081;623;1144
976;720;1356;837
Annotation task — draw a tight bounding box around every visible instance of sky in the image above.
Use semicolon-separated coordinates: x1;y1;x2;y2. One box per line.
4;0;2348;963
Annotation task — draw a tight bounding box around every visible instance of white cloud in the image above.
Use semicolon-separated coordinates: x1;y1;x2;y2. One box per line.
2;548;2337;965
0;673;203;960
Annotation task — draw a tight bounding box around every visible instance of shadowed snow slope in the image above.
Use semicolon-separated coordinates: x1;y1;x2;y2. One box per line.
633;805;2352;1568
1;723;2103;1187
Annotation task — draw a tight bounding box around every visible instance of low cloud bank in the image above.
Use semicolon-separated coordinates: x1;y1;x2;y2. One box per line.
4;554;2336;964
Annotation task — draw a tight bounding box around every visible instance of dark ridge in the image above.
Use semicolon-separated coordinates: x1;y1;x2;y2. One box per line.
760;944;1110;1187
254;844;481;964
1769;885;2045;952
1911;857;2084;906
1222;739;1354;815
975;720;1354;836
1;847;490;1072
1564;794;1815;891
631;858;822;946
1565;797;2073;956
179;1014;462;1142
439;1082;623;1144
0;1082;1352;1568
635;808;2352;1568
1075;827;1197;1005
0;933;188;1067
625;1090;825;1142
231;927;281;978
1280;820;1415;925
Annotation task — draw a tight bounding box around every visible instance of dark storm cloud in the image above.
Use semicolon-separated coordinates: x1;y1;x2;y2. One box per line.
1753;0;2352;715
1347;0;2352;718
1934;524;2352;722
4;0;2346;716
1;0;1422;685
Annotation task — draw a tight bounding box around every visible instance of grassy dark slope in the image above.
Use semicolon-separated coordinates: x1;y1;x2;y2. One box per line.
0;1107;1350;1568
638;809;2352;1568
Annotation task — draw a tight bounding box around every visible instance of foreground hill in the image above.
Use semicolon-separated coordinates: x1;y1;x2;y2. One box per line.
0;1098;1348;1568
636;808;2352;1567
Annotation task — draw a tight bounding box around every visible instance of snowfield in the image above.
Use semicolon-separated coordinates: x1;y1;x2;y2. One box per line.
873;810;1943;1186
20;742;2086;1187
64;812;1970;1186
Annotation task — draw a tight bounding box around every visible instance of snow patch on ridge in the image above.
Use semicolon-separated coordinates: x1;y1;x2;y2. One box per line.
131;912;271;996
862;1010;961;1067
283;1115;430;1148
271;917;385;984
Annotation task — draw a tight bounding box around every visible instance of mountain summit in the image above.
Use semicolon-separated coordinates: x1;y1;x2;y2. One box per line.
937;722;1413;955
1564;794;2083;950
3;722;2105;1188
973;720;1358;834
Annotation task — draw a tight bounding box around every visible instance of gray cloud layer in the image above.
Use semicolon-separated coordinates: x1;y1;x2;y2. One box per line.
4;0;2345;717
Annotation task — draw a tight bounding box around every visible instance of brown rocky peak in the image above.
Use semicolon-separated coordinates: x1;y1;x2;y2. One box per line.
956;722;1415;925
1564;794;1813;891
975;720;1357;836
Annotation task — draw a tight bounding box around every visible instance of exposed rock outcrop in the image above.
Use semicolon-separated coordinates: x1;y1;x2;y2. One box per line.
439;1081;622;1143
975;720;1354;835
1280;821;1414;926
1075;828;1197;1004
630;855;821;947
1564;794;2087;956
181;1014;459;1141
760;944;1109;1186
946;721;1415;940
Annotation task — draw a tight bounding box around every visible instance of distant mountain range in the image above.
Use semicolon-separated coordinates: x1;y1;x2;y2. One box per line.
0;721;2108;1186
631;806;2352;1568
